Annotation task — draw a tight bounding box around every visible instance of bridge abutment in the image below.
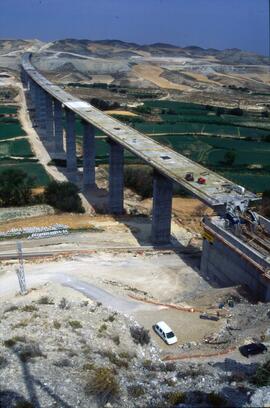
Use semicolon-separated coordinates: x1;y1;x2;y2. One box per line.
82;121;96;188
108;140;124;215
151;171;173;245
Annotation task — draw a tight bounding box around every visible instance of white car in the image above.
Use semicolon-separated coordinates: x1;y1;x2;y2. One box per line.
154;321;177;345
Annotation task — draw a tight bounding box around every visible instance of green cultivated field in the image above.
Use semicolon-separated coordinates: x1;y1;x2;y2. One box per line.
0;158;51;186
0;138;34;158
81;101;270;192
0;105;50;186
0;106;17;115
0;121;26;140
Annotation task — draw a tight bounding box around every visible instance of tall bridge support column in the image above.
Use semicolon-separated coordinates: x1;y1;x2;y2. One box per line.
21;70;29;90
45;93;54;141
82;121;95;188
29;78;35;102
65;109;77;180
37;86;47;130
53;99;64;153
108;140;124;214
151;171;173;245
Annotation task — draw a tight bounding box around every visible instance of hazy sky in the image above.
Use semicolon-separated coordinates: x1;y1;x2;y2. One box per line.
0;0;268;55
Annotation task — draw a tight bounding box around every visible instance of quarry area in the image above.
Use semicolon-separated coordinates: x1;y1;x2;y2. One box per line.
0;39;269;408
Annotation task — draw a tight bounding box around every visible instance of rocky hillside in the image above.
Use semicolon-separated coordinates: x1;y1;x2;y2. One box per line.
0;282;269;408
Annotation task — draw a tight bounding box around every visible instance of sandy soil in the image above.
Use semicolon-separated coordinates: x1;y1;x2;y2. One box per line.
0;250;218;350
182;71;220;85
133;63;192;92
105;110;138;117
142;197;213;234
17;83;67;183
0;214;117;232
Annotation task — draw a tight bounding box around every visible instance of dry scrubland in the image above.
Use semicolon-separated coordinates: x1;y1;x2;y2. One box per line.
0;278;269;408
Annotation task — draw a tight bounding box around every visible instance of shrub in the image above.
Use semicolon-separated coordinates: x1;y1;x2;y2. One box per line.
69;320;82;329
0;169;35;207
164;391;186;406
229;107;243;116
3;338;19;348
0;355;8;369
85;367;119;403
59;297;70;309
12;320;29;329
130;326;150;346
224;150;236;166
128;384;145;398
14;402;35;408
18;343;45;362
44;181;84;213
53;358;71;368
37;296;54;305
102;351;129;369
252;360;270;386
111;335;120;346
160;362;176;372
206;392;227;407
142;359;156;371
53;320;61;329
124;165;153;199
21;305;38;313
83;362;96;371
4;305;19;313
119;351;134;359
104;313;116;323
98;324;107;333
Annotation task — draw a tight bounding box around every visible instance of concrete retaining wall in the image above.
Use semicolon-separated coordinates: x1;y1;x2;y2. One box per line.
201;218;270;302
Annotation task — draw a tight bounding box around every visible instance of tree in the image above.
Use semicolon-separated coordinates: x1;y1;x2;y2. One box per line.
44;181;85;213
224;150;236;166
0;169;34;207
216;107;225;116
229;107;243;116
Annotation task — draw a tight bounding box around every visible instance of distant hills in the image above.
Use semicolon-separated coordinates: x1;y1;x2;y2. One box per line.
0;38;268;66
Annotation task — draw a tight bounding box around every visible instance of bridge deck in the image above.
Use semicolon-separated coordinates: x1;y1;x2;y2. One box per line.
22;53;258;208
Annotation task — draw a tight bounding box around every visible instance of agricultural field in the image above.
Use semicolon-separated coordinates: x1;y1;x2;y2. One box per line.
0;105;50;186
76;100;270;193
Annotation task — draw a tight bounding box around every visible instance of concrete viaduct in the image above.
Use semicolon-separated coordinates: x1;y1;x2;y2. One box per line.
21;53;257;245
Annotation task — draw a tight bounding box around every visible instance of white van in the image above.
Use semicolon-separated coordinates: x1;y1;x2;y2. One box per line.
154;321;177;345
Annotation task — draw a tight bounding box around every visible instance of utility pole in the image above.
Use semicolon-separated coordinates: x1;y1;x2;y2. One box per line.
16;242;27;295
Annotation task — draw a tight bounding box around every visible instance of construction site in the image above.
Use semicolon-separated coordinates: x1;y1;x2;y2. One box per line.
0;43;269;408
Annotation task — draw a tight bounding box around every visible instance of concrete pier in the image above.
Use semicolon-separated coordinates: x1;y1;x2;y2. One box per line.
53;99;64;153
45;93;54;141
29;78;36;103
108;140;124;214
65;109;77;180
151;171;173;245
82;121;95;188
37;86;47;130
